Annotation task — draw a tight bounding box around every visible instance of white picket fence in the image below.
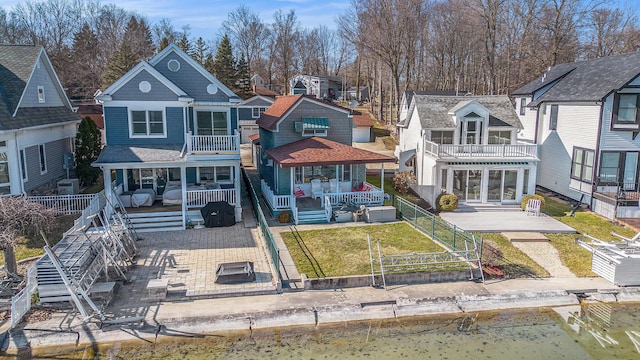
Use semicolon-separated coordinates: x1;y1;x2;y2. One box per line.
10;264;37;328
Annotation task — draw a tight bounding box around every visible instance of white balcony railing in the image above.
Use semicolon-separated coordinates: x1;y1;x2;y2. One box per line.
424;140;538;159
261;180;291;210
187;131;240;153
186;188;236;208
323;182;385;206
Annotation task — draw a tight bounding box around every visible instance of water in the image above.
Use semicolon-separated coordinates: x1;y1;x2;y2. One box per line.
32;303;640;359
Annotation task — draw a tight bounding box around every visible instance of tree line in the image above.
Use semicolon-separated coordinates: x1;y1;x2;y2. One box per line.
1;0;639;123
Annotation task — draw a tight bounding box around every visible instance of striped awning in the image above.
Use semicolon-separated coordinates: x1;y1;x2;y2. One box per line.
302;117;330;130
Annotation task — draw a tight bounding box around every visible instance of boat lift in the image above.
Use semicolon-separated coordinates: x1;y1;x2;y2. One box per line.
577;232;640;286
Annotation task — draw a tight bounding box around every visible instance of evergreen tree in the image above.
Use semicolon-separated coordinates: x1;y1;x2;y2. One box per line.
203;53;216;75
69;23;101;100
235;53;252;98
102;39;137;88
177;33;193;55
159;37;171;52
193;37;208;65
213;34;237;91
75;117;102;186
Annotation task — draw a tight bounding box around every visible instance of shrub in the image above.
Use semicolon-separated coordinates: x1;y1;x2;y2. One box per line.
393;171;416;195
436;193;458;212
521;194;545;211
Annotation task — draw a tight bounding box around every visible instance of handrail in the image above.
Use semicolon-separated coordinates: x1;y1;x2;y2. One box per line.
323;195;331;223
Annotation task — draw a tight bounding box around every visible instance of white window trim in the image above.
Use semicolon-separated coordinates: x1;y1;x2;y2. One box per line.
0;145;9;187
37;85;45;103
20;149;28;182
252;107;267;118
302;128;328;137
196;166;233;184
129;109;167;138
39;144;48;175
194;108;231;135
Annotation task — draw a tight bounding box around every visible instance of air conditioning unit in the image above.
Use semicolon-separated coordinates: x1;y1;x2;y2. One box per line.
57;178;79;195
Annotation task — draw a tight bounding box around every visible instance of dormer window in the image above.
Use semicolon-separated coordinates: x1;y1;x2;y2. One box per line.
37;86;45;103
520;98;526;115
296;117;329;137
612;93;640;129
459;113;483;145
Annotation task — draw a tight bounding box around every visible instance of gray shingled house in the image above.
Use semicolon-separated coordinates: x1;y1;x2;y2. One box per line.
0;45;81;195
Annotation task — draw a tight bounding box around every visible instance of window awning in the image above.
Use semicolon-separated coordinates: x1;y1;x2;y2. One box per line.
302;117;329;130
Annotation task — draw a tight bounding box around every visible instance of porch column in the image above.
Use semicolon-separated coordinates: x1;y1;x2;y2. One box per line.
528;165;537;195
181;166;187;227
234;163;242;222
103;167;112;196
380;163;384;193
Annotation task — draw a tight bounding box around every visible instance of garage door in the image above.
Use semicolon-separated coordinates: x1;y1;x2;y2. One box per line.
352;127;371;142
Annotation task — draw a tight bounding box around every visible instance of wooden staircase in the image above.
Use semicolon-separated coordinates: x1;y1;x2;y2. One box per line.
296;209;329;224
127;211;184;232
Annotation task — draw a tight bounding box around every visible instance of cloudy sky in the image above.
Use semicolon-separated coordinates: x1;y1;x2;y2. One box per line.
3;0;349;40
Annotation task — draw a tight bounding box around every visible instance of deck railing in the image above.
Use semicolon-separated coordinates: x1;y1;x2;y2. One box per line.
25;194;95;215
323;182;384;206
261;180;291;210
187;131;240;153
185;188;236;207
424;140;538;159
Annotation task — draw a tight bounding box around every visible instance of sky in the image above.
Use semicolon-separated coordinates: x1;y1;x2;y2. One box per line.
3;0;350;40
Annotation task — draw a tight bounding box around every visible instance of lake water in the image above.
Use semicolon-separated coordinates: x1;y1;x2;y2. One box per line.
33;303;640;359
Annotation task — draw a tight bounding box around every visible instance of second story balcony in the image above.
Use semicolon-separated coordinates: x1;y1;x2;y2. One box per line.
424;140;538;160
186;131;240;156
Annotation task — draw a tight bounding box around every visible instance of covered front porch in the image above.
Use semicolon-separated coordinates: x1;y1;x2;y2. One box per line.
260;137;395;224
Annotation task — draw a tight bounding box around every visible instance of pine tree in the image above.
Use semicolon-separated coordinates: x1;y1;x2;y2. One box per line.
177;33;193;55
159;37;171;52
75;117;102;186
193;37;208;65
235;53;252;98
204;53;215;75
69;23;101;100
213;34;237;91
102;39;137;88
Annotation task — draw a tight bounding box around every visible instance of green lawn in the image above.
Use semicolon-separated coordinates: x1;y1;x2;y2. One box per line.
281;223;448;278
542;196;636;277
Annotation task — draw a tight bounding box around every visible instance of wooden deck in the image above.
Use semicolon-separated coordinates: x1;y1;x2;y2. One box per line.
124;200;182;214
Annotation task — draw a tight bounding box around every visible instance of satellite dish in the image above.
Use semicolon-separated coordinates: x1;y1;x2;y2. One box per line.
349;100;359;108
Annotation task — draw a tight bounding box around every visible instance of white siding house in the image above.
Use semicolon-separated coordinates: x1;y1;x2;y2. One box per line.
396;95;538;206
513;51;640;220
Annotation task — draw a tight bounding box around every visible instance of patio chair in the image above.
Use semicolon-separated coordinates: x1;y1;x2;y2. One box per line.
311;179;323;199
525;198;541;216
329;179;338;193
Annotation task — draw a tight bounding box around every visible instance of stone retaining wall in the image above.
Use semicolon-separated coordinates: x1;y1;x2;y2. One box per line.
303;269;482;290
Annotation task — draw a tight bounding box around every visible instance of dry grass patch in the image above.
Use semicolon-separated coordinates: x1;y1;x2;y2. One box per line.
477;233;549;278
281;222;446;278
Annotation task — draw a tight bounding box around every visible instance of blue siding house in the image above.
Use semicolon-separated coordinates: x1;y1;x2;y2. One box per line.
94;44;243;230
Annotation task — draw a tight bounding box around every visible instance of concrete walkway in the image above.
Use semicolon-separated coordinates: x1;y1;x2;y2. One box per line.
440;210;576;233
511;241;576;278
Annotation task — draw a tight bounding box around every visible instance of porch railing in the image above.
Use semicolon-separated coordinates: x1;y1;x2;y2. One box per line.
261;180;291;210
186;131;240;153
25;194;95;215
186;188;236;207
424;140;538;159
323;195;331;222
323;182;384;206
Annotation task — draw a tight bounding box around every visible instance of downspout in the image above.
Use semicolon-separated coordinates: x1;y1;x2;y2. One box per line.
533;98;540;144
591;100;605;212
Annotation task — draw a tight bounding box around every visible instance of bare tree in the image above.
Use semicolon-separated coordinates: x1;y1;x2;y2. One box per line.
222;5;270;75
271;9;301;95
0;196;54;275
584;7;637;58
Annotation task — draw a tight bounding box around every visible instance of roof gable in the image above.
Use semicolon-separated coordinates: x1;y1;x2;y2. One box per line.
149;44;238;101
99;61;188;101
513;51;640;105
240;95;275;107
256;95;351;131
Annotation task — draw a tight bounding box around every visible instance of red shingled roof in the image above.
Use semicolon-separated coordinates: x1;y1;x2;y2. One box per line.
252;85;278;97
352;111;374;127
248;133;260;143
256;95;353;130
265;137;395;168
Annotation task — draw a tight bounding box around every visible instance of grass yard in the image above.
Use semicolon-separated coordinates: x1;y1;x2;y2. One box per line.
542;195;636;277
0;214;77;266
478;233;549;278
281;222;448;278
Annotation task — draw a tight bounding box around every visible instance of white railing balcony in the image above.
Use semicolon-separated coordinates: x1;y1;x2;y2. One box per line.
187;131;240;154
424;140;538;160
186;188;236;208
261;180;291;210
